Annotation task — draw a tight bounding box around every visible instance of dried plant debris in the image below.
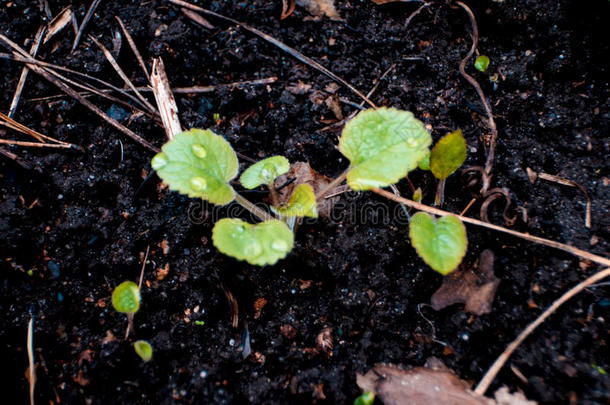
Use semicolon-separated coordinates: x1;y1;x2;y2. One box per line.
297;0;342;20
431;249;500;315
357;361;536;405
274;162;339;217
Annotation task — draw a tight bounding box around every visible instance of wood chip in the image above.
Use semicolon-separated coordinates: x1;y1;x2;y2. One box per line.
253;297;267;319
297;0;342;20
431;250;500;315
44;7;73;43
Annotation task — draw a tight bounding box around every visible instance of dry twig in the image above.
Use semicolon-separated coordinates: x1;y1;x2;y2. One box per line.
372;187;610;267
8;26;45;118
475;267;610;395
72;0;102;52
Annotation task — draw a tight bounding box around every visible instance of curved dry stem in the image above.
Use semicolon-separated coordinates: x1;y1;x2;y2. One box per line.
474;267;610;395
456;1;498;194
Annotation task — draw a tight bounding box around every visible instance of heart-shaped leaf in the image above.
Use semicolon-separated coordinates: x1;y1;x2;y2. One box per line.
409;212;467;275
272;183;318;218
151;129;238;205
112;281;141;314
430;129;467;180
133;340;153;362
339;108;431;190
212;219;294;266
240;156;290;189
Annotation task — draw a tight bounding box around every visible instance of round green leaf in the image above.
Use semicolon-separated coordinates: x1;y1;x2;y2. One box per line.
112;281;141;314
474;55;490;72
409;212;467;275
430;129;467;180
418;150;430;171
240;156;290;189
212;219;294;266
339;108;432;190
133;340;153;362
151;129;238;205
271;183;318;218
354;391;375;405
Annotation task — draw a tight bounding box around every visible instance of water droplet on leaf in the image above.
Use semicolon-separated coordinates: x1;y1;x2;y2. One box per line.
271;240;288;252
191;144;207;158
151;154;168;170
190;177;207;191
244;241;262;257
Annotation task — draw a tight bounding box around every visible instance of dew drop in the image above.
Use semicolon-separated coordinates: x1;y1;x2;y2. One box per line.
271;240;288;252
190;177;207;191
406;138;418;147
192;144;207;158
151;154;168;170
244;241;262;257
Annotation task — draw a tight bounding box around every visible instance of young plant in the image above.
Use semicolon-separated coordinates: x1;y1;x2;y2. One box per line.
474;55;490;72
212;219;294;266
133;340;153;362
338;107;431;190
112;281;140;337
429;129;467;206
151;130;306;265
409;212;467;275
337;107;468;275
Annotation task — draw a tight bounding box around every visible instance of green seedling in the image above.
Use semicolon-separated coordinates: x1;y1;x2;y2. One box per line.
409;212;467;275
339;107;431;190
354;391;375;405
271;183;318;218
212;219;294;266
151;129;318;265
475;55;490;72
418;150;430;171
429;129;467;206
133;340;153;362
337;108;467;275
151;129;238;205
240;155;290;206
112;281;141;337
240;156;290;189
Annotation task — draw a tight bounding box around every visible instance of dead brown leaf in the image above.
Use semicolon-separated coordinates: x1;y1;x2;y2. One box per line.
431;249;500;315
357;364;490;405
357;363;536;405
297;0;342;20
273;162;339;217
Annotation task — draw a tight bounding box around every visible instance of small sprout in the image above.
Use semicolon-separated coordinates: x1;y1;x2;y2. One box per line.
418;150;430;171
591;364;607;375
213;112;220;122
339;107;431;190
195;320;205;326
133;340;153;362
430;129;467;180
412;187;423;203
474;55;490;72
240;156;290;189
409;212;467;275
271;183;318;218
151;129;238;205
353;391;375;405
212;219;294;266
112;281;140;314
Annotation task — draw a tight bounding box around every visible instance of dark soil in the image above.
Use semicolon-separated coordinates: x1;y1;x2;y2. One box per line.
1;0;609;404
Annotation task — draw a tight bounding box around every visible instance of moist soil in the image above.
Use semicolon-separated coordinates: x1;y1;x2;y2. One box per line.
1;0;609;404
